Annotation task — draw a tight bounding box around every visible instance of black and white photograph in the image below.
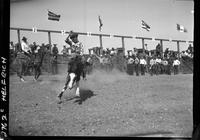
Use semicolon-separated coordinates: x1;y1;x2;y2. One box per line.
6;0;196;138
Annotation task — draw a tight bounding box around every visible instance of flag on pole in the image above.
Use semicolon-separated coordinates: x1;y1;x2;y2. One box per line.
177;24;187;33
98;15;103;32
141;20;150;31
48;10;60;21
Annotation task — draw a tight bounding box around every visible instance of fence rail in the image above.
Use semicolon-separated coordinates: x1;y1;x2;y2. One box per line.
10;27;193;57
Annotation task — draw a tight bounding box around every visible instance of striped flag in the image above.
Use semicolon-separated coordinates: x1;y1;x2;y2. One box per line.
98;15;103;32
48;10;60;21
177;24;187;33
141;20;150;31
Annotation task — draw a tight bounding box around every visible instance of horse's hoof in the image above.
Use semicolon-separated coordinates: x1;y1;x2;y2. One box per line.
57;100;62;104
20;78;25;82
75;94;80;97
57;94;62;100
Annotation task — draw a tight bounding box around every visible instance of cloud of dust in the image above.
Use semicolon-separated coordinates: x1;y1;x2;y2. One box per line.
88;68;128;84
56;64;129;86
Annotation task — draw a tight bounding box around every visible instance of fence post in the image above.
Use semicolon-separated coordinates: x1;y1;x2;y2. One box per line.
99;35;103;48
177;41;180;59
121;37;125;55
142;38;145;56
48;31;52;51
159;40;163;58
17;29;21;44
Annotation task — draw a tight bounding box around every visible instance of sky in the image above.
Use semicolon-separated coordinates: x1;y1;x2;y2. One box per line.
10;0;194;54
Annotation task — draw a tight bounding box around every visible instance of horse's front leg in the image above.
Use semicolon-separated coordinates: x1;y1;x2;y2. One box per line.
75;81;80;97
58;75;70;100
34;65;41;81
19;63;25;82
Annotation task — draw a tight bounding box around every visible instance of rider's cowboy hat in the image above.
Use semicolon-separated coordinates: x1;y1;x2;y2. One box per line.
70;32;78;39
22;36;27;41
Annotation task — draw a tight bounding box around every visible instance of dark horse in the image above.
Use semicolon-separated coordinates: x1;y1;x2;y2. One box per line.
57;55;86;102
11;48;46;82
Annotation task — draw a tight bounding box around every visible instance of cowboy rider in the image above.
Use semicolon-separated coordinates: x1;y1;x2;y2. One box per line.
21;36;31;58
65;30;86;79
65;30;84;59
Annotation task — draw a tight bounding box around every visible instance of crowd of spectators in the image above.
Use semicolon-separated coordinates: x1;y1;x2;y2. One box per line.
9;39;193;76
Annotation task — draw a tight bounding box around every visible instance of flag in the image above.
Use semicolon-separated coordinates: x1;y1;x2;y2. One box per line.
98;15;103;32
141;20;150;31
48;10;60;21
177;24;187;33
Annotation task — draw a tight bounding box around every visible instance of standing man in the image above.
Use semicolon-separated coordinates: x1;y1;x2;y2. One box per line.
140;56;147;75
149;56;156;76
173;57;181;75
61;45;67;56
127;55;134;75
10;41;15;53
20;36;32;75
51;44;59;74
134;56;140;76
156;43;162;57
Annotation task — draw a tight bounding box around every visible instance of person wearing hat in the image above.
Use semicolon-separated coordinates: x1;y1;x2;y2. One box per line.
172;57;181;75
21;36;31;57
65;30;84;59
51;44;59;74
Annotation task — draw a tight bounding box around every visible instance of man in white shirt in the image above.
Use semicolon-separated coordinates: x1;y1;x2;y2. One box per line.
140;56;147;75
173;58;181;75
155;56;162;75
149;56;156;76
134;56;140;76
127;56;134;75
21;36;31;57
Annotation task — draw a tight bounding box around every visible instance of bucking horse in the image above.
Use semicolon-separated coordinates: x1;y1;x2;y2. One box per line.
57;55;87;103
10;48;46;82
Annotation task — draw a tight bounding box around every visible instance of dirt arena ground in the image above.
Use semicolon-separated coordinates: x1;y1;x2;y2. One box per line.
9;70;193;137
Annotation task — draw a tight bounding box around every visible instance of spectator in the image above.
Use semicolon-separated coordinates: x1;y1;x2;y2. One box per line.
51;44;59;74
52;44;59;57
162;58;169;74
110;48;115;56
10;41;15;57
31;42;38;54
61;45;67;55
134;56;140;76
187;44;193;54
127;55;134;75
149;56;156;76
140;56;147;75
10;41;15;52
173;57;181;75
45;44;52;73
156;43;162;57
133;48;138;57
164;48;169;58
155;56;162;75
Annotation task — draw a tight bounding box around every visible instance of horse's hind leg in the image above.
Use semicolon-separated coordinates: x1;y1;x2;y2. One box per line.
75;81;80;97
18;64;25;82
34;65;41;81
